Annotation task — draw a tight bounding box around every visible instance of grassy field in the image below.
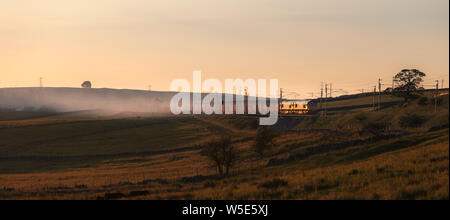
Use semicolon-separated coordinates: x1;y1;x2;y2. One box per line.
0;115;223;173
325;94;402;108
0;92;448;200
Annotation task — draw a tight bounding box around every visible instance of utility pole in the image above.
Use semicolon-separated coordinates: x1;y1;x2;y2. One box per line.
442;80;444;89
373;86;376;111
378;78;382;111
148;85;152;113
244;87;248;115
320;82;323;116
329;83;332;98
435;80;439;113
279;88;283;116
39;77;43;88
325;83;328;117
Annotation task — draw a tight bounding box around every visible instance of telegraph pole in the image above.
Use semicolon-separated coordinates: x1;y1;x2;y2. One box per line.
320;82;323;116
329;83;333;98
435;80;439;113
148;85;152;113
279;88;283;116
325;84;328;117
244;87;248;115
373;86;376;111
378;78;382;111
39;77;43;88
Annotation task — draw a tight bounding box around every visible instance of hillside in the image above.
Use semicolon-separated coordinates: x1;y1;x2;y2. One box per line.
0;90;448;200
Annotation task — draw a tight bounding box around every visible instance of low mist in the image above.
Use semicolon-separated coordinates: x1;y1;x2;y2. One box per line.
0;87;174;115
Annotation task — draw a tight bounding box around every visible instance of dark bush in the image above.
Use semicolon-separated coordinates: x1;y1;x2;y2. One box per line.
354;113;368;122
128;191;149;197
418;97;428;105
258;178;288;189
74;184;87;189
436;97;445;106
203;181;216;188
363;121;391;137
253;126;278;158
399;113;427;128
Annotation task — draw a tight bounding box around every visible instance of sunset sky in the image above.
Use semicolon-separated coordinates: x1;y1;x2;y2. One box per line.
1;0;448;98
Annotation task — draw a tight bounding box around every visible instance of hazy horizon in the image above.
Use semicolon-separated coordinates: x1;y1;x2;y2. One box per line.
1;0;449;99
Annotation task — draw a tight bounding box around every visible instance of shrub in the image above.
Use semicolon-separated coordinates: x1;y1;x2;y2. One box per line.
253;126;278;158
418;97;428;105
353;113;368;122
436;97;445;106
203;181;216;188
258;178;288;189
399;113;427;129
363;121;391;137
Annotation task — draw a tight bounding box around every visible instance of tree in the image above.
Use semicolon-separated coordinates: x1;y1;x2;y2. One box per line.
200;136;237;176
81;81;92;88
393;69;426;102
253;126;277;158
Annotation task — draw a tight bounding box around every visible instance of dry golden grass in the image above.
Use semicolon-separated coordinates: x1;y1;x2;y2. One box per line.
0;95;448;200
201;141;448;200
0;129;447;200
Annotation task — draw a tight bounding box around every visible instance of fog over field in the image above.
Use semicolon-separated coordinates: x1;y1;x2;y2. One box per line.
0;87;174;114
0;87;276;116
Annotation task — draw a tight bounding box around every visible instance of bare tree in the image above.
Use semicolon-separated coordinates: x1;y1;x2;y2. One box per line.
200;136;238;176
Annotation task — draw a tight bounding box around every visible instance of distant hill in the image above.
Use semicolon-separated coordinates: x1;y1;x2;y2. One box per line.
0;87;176;114
0;87;277;115
4;87;444;116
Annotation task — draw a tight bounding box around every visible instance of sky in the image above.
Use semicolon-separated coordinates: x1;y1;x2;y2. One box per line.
1;0;448;98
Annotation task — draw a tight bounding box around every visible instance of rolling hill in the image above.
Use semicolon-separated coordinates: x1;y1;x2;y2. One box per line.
0;88;448;199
